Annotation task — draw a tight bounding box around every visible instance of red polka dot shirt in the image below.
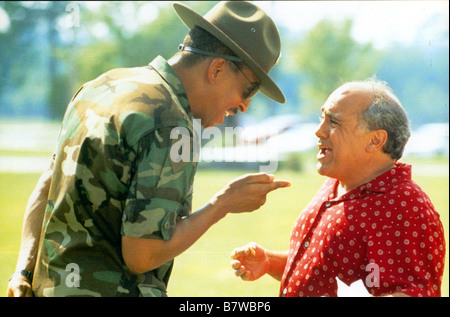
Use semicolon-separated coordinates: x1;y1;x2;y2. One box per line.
280;163;445;297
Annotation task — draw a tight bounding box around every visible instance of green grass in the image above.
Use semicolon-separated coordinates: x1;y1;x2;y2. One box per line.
169;169;326;297
0;172;42;295
1;167;448;297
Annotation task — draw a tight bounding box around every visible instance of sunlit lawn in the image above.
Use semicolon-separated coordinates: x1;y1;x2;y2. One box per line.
1;164;448;297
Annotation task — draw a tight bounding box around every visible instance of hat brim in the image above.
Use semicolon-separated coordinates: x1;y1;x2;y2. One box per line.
173;2;286;104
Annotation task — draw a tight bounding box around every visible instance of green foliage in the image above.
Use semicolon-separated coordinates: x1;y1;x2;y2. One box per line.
0;2;447;125
377;44;449;127
0;1;208;119
288;19;382;115
71;2;213;89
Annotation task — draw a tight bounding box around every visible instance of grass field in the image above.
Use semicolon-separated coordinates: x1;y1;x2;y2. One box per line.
0;165;448;297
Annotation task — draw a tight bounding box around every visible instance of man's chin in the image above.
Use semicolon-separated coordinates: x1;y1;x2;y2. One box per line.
316;162;329;177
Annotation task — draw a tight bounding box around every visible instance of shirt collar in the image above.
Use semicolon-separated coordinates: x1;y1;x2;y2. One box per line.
333;162;412;200
148;56;191;116
360;162;411;193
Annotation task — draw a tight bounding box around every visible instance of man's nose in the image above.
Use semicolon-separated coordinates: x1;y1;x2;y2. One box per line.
315;120;327;138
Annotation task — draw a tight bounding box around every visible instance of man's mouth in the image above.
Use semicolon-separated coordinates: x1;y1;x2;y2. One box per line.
224;108;238;117
318;144;332;159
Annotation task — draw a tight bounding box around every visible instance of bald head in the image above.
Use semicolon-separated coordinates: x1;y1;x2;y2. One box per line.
326;82;376;123
331;78;410;160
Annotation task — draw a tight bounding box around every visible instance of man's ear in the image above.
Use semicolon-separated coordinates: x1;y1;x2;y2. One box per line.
207;58;227;84
366;129;388;153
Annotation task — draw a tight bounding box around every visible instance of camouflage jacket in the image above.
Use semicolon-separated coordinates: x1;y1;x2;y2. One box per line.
32;56;198;297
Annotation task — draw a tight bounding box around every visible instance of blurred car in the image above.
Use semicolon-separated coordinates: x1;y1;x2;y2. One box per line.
200;115;319;164
403;123;449;157
239;114;306;145
240;114;318;147
264;122;318;156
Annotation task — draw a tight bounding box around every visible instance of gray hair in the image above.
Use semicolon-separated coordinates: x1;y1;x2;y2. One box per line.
358;78;411;160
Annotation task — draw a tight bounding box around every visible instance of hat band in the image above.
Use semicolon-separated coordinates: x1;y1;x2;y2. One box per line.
178;44;243;63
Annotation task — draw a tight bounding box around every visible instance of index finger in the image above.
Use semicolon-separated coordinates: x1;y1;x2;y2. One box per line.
264;179;291;193
243;173;275;184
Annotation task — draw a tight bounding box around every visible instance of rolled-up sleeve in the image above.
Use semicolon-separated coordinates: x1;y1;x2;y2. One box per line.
121;126;196;241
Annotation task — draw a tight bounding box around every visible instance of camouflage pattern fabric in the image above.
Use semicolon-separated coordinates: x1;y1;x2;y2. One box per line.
32;56;198;297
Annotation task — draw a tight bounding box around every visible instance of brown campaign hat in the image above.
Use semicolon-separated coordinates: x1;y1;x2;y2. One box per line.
173;1;286;104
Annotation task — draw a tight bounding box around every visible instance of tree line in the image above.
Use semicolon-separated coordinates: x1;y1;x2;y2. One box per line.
0;1;448;128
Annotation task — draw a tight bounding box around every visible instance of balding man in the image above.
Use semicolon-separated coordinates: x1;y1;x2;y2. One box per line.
231;78;445;297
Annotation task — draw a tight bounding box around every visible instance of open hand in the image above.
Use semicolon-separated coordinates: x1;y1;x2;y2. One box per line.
231;242;270;281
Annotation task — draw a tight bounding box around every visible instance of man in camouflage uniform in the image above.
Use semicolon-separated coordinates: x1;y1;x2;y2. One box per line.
7;1;289;297
34;57;198;297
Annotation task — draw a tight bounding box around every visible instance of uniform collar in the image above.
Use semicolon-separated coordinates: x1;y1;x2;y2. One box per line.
148;56;191;116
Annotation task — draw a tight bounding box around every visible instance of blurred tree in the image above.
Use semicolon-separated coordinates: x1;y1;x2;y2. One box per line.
45;2;73;119
377;44;449;127
288;18;382;115
1;1;447;128
1;1;214;120
71;1;214;87
71;1;243;129
0;1;71;119
0;1;46;116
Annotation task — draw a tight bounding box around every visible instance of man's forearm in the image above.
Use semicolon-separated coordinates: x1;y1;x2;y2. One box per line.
266;250;288;281
122;201;227;275
122;173;291;275
15;168;52;273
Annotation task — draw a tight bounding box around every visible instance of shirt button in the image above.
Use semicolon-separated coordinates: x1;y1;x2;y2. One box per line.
304;241;310;248
282;288;287;295
325;202;331;208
